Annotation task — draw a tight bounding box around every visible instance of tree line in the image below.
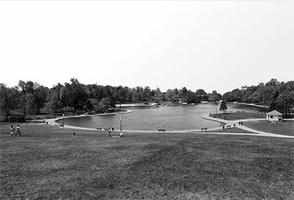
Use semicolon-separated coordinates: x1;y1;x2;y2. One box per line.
223;79;294;117
0;78;222;120
1;78;293;120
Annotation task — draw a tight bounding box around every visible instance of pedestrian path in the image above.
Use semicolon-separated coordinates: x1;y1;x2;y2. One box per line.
42;115;294;139
201;114;294;138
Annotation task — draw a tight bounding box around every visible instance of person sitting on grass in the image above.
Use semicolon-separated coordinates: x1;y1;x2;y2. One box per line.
10;125;15;136
111;132;124;139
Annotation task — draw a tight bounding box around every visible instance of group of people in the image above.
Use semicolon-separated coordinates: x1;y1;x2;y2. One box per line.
97;127;124;138
10;124;21;136
222;121;244;130
106;127;123;138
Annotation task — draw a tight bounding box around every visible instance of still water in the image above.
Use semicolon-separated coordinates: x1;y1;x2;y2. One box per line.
62;103;262;131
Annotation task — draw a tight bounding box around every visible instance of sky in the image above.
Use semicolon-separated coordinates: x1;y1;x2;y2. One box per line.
0;0;293;94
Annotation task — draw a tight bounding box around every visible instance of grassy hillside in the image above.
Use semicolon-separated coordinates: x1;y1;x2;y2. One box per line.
1;123;293;199
245;121;294;136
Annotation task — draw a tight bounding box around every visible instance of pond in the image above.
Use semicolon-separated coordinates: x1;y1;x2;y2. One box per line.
61;103;263;131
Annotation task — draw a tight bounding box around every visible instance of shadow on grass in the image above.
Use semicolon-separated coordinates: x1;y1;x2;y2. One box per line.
82;140;294;200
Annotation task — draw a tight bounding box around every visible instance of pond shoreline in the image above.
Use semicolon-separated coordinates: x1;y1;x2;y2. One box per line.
48;109;133;125
45;105;225;133
42;111;294;138
230;102;269;109
46;115;225;134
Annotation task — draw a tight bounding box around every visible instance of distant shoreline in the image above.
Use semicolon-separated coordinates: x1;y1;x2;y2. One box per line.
44;103;268;133
46;109;133;127
45;106;224;133
231;102;269;109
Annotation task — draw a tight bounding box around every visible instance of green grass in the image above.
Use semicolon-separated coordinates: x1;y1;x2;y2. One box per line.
211;112;266;120
245;121;294;136
1;123;294;199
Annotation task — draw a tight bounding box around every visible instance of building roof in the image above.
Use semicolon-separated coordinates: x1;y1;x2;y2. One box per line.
267;110;282;116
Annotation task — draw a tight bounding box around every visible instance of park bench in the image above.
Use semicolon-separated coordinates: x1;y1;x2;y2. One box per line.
201;128;208;131
158;129;165;132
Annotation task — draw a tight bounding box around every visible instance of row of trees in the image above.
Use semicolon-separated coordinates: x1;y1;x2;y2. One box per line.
223;79;294;117
0;81;48;119
0;78;222;120
2;78;292;120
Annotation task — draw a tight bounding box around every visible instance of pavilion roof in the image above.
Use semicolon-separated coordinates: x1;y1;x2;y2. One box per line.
267;110;282;116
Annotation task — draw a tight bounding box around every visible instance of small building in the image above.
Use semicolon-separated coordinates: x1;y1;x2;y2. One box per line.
266;110;283;122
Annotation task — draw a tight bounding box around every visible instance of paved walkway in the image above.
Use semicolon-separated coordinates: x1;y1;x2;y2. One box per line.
45;116;224;134
43;114;294;139
201;115;294;138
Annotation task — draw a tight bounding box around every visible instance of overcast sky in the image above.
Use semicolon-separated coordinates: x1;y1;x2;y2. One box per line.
0;0;293;94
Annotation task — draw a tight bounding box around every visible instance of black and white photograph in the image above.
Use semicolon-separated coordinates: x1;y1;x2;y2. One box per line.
0;0;294;199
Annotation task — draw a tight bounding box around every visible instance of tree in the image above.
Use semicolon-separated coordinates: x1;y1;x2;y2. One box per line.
222;78;294;117
223;89;242;102
179;87;188;102
210;90;221;103
0;84;20;120
116;86;129;103
219;101;227;112
2;77;292;118
195;89;208;101
61;78;90;112
48;83;65;113
184;90;200;104
33;86;49;114
142;86;151;102
98;98;112;112
132;87;144;102
18;80;33;117
275;91;294;117
165;89;179;103
152;88;163;103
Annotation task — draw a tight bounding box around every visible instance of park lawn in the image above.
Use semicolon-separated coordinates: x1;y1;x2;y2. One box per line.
1;123;294;200
206;127;254;134
245;120;294;136
211;112;265;120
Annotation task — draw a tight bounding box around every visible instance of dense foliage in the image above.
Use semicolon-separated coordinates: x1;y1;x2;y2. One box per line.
223;79;294;117
0;78;218;119
219;101;227;111
1;78;293;120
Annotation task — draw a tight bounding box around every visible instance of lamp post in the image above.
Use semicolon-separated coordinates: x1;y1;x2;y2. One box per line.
62;113;65;127
119;101;123;137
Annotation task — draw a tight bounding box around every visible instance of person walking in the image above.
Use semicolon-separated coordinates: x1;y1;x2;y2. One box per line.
16;124;21;136
10;125;15;136
119;131;124;138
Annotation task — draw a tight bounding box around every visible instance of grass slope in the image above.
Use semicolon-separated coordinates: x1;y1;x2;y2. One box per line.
245;121;294;136
1;123;294;200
